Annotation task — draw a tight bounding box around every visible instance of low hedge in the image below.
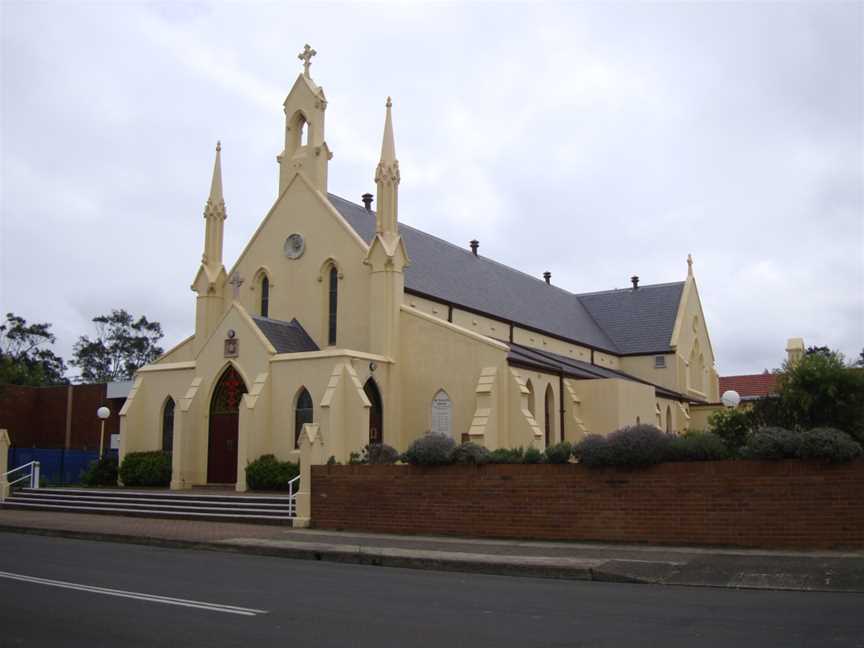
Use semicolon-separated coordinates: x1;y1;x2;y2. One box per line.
452;442;491;465
543;441;573;464
402;433;455;465
740;427;801;460
797;428;863;463
246;454;299;491
119;451;171;487
81;455;118;486
668;431;730;462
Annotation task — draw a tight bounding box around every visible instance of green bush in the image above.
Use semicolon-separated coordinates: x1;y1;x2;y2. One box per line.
572;435;613;467
797;428;863;463
488;447;525;464
523;447;543;464
740;427;800;460
81;455;118;486
402;433;455;465
543;441;572;464
119;451;171;487
365;443;400;465
708;408;752;453
245;454;300;491
668;431;730;462
452;442;491;465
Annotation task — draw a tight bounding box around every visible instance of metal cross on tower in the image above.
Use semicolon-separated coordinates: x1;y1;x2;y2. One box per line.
229;272;245;298
298;44;317;78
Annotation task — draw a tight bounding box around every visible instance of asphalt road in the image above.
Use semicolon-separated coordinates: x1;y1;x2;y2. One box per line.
0;533;862;648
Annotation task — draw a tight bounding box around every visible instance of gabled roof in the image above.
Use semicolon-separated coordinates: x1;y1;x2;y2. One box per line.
719;373;778;400
508;342;689;401
330;194;683;356
577;282;685;354
252;317;319;354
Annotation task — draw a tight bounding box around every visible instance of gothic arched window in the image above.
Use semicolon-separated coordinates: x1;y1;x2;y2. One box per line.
294;387;313;449
260;276;270;318
162;397;175;454
328;266;338;345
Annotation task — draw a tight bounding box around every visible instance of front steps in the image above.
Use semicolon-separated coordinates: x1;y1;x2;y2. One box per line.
1;488;295;525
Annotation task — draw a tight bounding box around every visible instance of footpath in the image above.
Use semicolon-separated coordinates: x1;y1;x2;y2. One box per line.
1;509;862;593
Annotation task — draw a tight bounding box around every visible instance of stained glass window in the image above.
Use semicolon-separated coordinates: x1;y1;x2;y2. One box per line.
162;398;175;453
261;276;270;318
211;366;248;414
295;388;313;448
328;266;338;345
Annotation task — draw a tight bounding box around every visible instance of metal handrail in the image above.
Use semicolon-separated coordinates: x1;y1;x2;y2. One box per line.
1;461;40;500
286;475;300;516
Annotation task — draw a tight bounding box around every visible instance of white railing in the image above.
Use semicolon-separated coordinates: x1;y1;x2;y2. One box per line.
1;461;40;501
286;475;300;517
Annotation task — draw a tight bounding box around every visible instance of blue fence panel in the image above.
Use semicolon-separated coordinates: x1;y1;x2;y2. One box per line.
6;448;118;485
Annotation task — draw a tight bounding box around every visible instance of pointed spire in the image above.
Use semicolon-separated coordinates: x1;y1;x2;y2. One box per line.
209;140;224;206
375;97;400;236
380;97;396;163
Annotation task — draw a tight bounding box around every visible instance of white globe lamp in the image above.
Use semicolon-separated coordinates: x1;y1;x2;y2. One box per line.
97;406;111;458
720;390;741;409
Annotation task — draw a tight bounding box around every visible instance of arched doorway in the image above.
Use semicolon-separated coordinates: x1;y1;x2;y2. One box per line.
544;384;554;447
364;378;383;444
208;365;247;484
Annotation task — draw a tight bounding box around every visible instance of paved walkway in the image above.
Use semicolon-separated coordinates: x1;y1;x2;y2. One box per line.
1;509;862;593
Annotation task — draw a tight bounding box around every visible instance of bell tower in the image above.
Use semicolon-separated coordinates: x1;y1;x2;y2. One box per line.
277;44;332;195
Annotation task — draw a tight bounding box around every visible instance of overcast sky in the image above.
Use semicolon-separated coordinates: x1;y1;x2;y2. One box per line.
1;1;861;377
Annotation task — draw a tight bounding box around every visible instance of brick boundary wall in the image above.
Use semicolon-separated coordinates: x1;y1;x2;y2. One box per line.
311;460;864;549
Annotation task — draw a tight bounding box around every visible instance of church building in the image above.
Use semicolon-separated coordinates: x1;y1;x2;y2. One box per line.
119;46;720;503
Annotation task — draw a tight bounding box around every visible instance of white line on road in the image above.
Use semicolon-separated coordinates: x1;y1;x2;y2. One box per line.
0;570;268;616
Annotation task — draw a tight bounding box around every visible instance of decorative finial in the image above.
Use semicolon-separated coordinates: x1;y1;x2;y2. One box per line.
386;96;392;108
216;140;221;152
687;253;693;277
298;44;317;78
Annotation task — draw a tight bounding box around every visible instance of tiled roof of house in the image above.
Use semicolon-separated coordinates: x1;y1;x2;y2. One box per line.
252;317;319;354
330;194;683;356
719;373;778;400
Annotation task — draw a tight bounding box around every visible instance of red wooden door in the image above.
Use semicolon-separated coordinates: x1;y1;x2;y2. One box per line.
208;413;238;484
207;366;246;484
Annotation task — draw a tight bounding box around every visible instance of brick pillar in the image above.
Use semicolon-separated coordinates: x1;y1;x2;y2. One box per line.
0;429;10;499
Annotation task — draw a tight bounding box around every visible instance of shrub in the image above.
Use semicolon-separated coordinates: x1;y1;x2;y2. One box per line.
348;451;365;465
488;447;525;464
740;427;800;460
797;428;863;463
605;424;672;467
523;447;543;464
708;408;752;453
572;435;613;467
402;433;455;466
245;454;299;491
452;442;491;465
81;455;118;486
119;451;172;487
668;431;730;462
543;441;572;464
364;443;400;465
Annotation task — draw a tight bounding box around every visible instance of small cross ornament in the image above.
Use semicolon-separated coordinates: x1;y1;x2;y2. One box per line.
229;271;245;298
298;44;317;78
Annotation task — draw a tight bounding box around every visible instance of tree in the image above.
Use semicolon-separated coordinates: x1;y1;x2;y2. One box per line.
853;348;864;368
0;312;68;386
775;349;864;442
71;309;164;383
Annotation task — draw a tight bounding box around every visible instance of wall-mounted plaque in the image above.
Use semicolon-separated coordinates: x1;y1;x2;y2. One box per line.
431;389;452;437
284;233;305;259
224;337;239;358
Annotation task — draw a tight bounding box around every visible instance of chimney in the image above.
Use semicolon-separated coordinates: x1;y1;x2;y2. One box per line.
361;193;373;211
543;271;551;285
469;239;479;256
631;275;639;289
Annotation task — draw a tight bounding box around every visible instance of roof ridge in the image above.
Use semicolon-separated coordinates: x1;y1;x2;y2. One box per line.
576;281;685;298
329;193;582;297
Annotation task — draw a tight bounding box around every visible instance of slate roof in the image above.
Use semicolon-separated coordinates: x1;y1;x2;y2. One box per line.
508;342;688;401
252;317;319;354
330;194;683;356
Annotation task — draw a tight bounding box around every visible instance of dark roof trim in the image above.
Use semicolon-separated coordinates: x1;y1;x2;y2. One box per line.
405;287;619;355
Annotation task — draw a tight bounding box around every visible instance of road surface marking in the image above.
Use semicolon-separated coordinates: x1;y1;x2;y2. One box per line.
0;570;268;616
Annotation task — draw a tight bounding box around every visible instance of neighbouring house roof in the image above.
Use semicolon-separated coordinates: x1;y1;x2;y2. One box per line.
719;373;778;400
508;342;689;402
252;317;319;354
330;194;683;356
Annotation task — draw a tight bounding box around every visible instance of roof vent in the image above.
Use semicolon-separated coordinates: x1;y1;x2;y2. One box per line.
543;271;551;285
469;239;479;256
631;275;639;289
361;193;373;211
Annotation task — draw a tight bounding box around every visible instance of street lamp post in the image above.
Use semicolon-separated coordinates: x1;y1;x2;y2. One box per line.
97;406;111;459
